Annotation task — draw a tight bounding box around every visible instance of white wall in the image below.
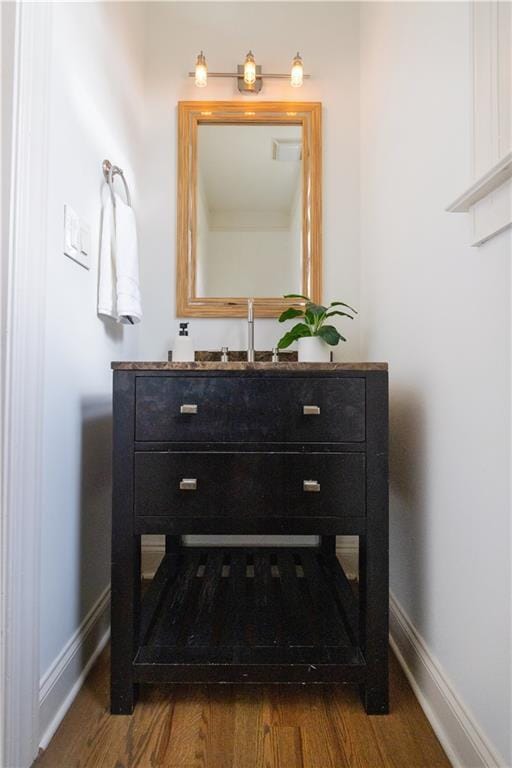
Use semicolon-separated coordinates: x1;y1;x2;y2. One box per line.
360;2;511;764
203;229;294;297
39;1;145;741
138;1;361;360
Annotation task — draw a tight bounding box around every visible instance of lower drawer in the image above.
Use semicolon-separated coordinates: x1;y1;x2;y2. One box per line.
134;452;365;519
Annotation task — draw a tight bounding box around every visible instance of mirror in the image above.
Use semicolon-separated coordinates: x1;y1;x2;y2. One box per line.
196;124;302;298
177;102;322;317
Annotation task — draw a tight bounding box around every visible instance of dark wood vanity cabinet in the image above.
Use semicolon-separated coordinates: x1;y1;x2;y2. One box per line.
111;363;389;716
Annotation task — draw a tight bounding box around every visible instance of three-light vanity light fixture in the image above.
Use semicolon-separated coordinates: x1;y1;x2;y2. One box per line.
191;50;309;93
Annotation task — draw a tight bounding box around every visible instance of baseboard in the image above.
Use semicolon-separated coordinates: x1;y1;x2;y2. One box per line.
38;585;111;750
141;537;359;579
141;539;166;579
389;592;508;768
336;537;358;579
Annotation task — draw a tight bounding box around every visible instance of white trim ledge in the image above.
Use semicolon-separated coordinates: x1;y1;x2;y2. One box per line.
389;591;507;768
446;151;512;247
446;151;512;212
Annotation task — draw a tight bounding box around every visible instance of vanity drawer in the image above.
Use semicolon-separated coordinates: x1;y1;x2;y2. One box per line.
134;451;365;519
135;376;365;443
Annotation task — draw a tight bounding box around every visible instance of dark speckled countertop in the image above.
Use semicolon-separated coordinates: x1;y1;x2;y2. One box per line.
111;361;388;371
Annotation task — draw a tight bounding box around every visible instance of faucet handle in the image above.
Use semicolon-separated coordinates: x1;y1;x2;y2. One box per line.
221;346;229;362
272;347;279;363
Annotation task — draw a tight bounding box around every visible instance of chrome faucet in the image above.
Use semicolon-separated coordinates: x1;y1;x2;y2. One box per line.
247;298;255;362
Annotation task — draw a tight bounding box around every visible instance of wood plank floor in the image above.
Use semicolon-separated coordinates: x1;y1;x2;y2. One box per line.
35;646;451;768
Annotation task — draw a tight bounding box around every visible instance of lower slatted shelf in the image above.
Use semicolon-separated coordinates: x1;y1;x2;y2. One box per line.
134;547;365;684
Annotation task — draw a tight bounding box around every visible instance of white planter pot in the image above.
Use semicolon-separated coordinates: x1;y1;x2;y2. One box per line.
297;336;331;363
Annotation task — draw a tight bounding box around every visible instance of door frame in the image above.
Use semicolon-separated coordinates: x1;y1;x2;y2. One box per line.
0;3;52;766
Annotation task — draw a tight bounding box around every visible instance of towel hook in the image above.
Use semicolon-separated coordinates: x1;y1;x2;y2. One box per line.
103;159;131;207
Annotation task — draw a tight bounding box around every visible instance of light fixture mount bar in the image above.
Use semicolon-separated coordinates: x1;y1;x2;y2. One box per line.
187;73;311;79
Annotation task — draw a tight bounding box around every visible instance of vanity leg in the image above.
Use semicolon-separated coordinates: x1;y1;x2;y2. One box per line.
111;371;139;715
111;536;140;714
360;372;389;715
359;533;388;714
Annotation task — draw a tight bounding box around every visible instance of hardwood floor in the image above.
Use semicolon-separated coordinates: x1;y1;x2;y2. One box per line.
35;646;450;768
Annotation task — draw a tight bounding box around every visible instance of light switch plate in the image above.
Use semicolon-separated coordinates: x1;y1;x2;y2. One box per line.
64;204;90;269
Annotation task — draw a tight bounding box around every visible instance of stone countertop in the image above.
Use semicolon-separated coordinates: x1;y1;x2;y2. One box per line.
111;361;388;371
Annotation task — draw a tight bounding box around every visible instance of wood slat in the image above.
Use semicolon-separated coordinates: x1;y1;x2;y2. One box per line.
139;553;179;645
211;552;233;646
149;550;203;647
276;551;316;647
298;550;352;648
222;550;248;648
185;550;225;646
253;552;279;646
319;552;359;645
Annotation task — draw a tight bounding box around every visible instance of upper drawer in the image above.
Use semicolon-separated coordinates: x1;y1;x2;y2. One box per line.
135;376;365;443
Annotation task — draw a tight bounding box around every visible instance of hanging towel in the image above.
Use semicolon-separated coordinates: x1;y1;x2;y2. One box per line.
98;190;116;321
98;189;142;324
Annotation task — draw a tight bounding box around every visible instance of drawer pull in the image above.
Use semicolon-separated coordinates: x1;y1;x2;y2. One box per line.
180;403;198;414
303;479;321;493
180;478;197;491
303;405;321;415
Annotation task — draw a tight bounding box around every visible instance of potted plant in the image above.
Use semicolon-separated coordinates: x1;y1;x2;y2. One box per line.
277;294;357;362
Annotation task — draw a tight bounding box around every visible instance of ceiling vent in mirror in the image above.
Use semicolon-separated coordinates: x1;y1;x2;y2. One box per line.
272;139;302;162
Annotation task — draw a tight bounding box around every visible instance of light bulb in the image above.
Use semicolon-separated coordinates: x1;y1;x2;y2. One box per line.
195;51;207;88
244;50;256;86
290;52;304;88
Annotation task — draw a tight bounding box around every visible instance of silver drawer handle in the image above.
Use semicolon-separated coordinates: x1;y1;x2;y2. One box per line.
180;403;198;414
303;405;321;415
180;478;197;491
303;479;320;493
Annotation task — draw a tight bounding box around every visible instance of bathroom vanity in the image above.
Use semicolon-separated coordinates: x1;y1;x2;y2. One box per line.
110;361;389;715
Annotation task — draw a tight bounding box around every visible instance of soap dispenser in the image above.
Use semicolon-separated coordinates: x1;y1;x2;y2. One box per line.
172;322;195;362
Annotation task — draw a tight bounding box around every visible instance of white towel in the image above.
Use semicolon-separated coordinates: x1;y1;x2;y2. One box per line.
98;190;142;324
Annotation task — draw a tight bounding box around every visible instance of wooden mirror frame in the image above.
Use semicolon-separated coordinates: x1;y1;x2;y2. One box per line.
177;101;322;317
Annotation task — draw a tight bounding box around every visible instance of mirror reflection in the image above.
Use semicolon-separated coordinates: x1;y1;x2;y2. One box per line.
196;124;302;298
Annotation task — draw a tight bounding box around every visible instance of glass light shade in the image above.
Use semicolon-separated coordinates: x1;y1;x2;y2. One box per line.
195;51;207;88
291;52;304;88
244;50;256;86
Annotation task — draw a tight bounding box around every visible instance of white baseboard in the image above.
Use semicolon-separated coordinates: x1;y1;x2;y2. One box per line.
389;591;508;768
141;537;167;579
38;585;111;750
336;537;358;579
141;537;359;580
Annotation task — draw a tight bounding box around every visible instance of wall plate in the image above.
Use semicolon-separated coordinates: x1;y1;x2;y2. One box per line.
64;204;90;269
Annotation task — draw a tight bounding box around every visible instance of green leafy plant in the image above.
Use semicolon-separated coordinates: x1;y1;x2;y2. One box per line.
277;294;357;349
